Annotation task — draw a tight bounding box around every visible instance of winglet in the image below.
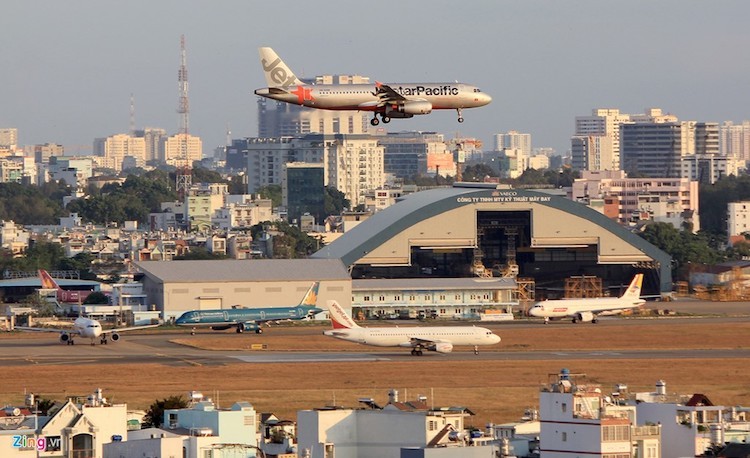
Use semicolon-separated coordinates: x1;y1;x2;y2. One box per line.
300;282;319;307
258;47;303;89
622;274;644;299
38;269;59;290
325;300;360;329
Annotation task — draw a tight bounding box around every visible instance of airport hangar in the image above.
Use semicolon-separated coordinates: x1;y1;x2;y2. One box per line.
311;183;672;300
133;259;352;321
134;183;671;321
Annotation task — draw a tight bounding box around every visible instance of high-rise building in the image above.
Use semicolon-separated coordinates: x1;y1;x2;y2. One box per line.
246;134;384;207
720;121;750;161
258;74;371;137
161;133;202;167
29;143;64;164
494;130;531;156
571;135;614;171
377;131;450;178
93;134;146;172
621;122;690;178
0;128;18;149
572;108;678;172
283;162;325;226
133;128;167;163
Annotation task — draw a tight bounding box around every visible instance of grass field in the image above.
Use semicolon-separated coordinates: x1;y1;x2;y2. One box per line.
2;320;750;427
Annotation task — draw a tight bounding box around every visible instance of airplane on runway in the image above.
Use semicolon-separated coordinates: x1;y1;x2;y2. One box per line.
322;300;501;356
37;269;108;304
528;274;646;324
254;47;492;127
16;316;159;345
175;282;322;334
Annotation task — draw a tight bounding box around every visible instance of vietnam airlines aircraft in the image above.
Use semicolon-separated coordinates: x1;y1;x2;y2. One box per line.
254;47;492;127
322;300;501;356
175;282;322;334
528;274;646;324
17;316;158;345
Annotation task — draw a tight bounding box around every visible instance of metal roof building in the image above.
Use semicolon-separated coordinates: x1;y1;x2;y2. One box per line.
134;259;351;319
313;183;671;297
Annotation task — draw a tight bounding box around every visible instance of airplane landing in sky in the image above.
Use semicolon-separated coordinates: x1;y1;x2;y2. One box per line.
322;300;500;355
528;274;646;324
254;47;491;126
17;316;159;345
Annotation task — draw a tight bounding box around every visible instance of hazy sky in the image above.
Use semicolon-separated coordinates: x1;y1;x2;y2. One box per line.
2;1;749;156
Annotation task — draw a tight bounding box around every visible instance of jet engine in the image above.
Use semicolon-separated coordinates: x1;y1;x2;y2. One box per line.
384;100;433;118
236;322;262;334
59;333;70;344
401;100;433;114
110;332;120;342
428;342;454;354
573;312;595;323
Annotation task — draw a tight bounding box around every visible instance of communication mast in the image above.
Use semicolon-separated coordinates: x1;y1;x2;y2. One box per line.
175;34;192;196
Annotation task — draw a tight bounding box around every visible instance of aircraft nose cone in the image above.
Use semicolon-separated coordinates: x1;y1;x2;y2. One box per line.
481;93;492;105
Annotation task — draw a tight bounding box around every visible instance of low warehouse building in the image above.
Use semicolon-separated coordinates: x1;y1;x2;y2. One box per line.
134;259;351;320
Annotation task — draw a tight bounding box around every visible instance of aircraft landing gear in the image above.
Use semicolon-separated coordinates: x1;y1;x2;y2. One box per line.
381;115;391;124
456;108;464;123
474;345;479;355
100;336;108;345
544;317;549;325
190;327;196;336
410;347;424;356
370;116;380;126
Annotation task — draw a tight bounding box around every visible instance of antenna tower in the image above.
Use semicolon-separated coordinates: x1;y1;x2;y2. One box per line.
176;34;192;195
129;93;135;135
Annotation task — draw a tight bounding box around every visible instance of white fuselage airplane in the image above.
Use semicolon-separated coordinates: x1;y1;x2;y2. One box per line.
17;316;158;345
322;300;500;355
254;47;492;127
528;274;646;324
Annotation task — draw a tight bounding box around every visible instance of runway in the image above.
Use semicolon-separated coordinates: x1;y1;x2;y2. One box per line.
2;314;749;367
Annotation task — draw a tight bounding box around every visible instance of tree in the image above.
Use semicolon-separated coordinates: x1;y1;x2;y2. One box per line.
462;164;497;182
257;184;282;208
142;395;189;428
324;186;349;217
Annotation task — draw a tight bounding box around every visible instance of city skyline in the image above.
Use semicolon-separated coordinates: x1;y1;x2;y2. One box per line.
2;1;750;157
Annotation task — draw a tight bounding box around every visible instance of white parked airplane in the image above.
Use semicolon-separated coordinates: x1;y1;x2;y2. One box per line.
254;47;492;126
528;274;646;324
17;316;158;345
322;300;501;356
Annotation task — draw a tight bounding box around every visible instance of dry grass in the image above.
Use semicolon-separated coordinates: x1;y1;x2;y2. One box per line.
2;320;750;426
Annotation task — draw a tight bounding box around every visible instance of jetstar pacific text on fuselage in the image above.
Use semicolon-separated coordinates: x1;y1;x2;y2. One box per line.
395;85;459;96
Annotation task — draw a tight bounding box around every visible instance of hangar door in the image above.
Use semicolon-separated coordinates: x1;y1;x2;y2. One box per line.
198;297;222;310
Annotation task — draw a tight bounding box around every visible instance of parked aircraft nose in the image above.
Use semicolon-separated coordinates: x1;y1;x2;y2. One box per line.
490;333;501;344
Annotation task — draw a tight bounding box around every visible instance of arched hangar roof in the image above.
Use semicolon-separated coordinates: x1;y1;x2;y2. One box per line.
312;184;672;293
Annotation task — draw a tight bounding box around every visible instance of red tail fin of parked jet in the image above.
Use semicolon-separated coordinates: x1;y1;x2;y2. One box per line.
37;269;100;304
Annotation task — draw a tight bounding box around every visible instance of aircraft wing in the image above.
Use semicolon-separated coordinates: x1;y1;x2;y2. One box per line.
101;324;160;334
15;326;82;336
374;82;407;104
408;336;447;346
